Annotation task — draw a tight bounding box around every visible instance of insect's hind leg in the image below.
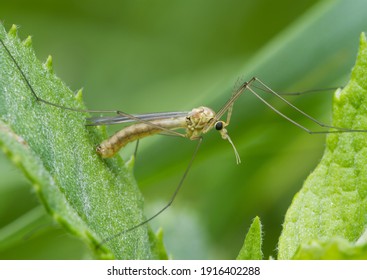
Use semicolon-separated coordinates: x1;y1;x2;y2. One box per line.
246;77;367;134
97;137;203;248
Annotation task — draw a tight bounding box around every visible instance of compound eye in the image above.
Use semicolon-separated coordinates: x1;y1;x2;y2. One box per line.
215;121;223;130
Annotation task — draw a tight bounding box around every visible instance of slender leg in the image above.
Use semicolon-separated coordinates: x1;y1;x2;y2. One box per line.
245;77;367;134
98;137;203;247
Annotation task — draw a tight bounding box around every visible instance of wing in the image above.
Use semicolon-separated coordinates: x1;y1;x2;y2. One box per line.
86;111;189;126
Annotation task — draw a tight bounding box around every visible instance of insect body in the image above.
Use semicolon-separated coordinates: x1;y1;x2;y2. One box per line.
90;106;240;163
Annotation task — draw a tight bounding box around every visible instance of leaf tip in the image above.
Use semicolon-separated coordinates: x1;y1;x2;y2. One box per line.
9;24;18;38
125;153;136;171
43;55;53;73
75;88;84;101
148;228;169;260
23;36;32;48
360;32;367;45
236;216;263;260
350;31;367;90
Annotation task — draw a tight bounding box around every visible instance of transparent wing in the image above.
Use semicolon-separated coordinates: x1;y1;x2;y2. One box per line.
86;111;189;126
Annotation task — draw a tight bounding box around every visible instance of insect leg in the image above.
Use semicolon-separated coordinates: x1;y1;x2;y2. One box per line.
98;137;203;247
246;77;367;134
1;37;190;140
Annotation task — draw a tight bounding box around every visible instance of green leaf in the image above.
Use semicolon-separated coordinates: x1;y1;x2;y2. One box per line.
236;216;263;260
0;24;161;259
278;33;367;259
293;238;367;260
148;228;169;260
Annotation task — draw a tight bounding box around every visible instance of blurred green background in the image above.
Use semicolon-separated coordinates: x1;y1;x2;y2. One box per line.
1;0;367;259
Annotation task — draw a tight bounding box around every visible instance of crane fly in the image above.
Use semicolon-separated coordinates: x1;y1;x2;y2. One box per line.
1;35;366;248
